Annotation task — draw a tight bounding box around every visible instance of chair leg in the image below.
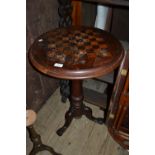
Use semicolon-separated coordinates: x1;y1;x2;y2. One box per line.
59;80;70;103
27;125;61;155
104;83;114;122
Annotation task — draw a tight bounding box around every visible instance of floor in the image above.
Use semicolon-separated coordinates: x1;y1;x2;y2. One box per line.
26;86;129;155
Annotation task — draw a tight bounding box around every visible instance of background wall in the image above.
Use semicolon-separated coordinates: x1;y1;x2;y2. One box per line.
81;2;129;41
26;0;60;112
111;7;129;41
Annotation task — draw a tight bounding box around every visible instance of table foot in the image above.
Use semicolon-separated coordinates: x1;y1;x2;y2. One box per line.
56;109;73;136
83;105;104;124
27;126;61;155
30;144;61;155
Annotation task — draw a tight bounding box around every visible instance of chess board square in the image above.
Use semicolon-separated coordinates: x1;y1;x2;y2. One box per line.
55;37;62;42
62;37;69;41
69;36;75;40
92;45;100;49
89;38;96;42
86;48;94;53
78;46;85;50
85;30;93;35
96;37;104;42
82;35;89;39
91;41;99;46
69;42;77;47
98;41;105;44
84;42;91;46
100;44;108;49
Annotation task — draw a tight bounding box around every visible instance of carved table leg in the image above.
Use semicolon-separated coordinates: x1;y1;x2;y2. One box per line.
27;125;61;155
59;80;70;103
56;107;74;136
83;105;104;124
57;80;104;136
58;0;73;27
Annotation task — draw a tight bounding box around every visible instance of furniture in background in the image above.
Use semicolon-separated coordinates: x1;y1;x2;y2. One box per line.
84;41;128;121
26;109;61;155
107;48;129;149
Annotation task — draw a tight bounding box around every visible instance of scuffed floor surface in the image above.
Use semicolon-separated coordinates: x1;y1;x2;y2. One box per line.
27;88;129;155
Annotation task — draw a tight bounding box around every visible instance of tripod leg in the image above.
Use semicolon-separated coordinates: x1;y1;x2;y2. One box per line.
56;109;73;136
83;105;104;124
27;125;61;155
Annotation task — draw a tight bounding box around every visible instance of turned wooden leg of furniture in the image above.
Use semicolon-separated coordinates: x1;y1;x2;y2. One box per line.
59;80;70;103
83;105;104;124
26;110;61;155
57;80;104;136
56;107;74;136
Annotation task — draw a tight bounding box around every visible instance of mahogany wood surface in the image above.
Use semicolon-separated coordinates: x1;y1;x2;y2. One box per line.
107;48;129;149
29;26;124;136
29;26;124;80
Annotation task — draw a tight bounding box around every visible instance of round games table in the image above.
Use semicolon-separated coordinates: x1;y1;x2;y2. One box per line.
29;26;124;136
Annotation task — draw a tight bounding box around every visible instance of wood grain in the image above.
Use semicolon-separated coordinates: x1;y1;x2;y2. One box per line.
29;26;124;80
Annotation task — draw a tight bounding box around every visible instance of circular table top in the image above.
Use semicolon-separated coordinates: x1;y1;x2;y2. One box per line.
29;26;124;80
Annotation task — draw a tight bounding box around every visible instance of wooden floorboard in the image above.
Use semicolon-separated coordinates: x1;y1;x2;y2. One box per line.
27;88;129;155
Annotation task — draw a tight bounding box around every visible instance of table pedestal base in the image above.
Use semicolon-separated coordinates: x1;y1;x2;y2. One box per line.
56;80;104;136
